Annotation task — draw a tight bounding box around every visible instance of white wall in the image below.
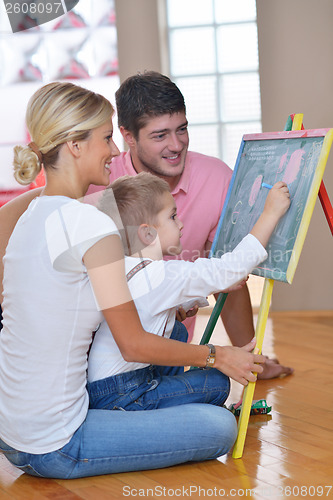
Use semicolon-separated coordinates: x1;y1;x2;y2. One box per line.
257;0;333;310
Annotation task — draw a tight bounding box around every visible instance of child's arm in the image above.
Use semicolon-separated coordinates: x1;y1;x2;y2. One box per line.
84;233;266;385
158;181;291;308
250;181;290;247
214;182;290;294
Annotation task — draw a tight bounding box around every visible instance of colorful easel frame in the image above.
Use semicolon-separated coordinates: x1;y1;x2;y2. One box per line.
199;114;333;458
212;127;333;284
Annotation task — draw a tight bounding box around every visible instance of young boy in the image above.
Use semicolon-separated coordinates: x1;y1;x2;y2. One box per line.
87;172;290;411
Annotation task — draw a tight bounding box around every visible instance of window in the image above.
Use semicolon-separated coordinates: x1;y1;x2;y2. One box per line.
165;0;264;306
0;0;119;192
166;0;261;169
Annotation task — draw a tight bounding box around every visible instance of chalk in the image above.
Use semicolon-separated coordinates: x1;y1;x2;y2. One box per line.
262;182;273;190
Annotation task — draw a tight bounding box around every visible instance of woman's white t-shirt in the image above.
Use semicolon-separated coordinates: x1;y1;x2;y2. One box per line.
0;196;118;454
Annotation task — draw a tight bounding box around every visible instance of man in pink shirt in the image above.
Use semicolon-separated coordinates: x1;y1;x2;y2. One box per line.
105;150;231;262
88;71;293;379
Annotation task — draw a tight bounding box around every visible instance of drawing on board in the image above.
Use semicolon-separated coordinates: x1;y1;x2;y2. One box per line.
211;129;333;283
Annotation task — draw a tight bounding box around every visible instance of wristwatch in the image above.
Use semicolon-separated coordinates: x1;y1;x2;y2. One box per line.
205;344;216;369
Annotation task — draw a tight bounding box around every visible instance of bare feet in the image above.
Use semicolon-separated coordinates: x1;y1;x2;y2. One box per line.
257;356;294;380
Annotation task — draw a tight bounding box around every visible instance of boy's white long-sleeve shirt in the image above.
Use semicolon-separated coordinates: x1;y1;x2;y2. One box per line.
88;233;267;381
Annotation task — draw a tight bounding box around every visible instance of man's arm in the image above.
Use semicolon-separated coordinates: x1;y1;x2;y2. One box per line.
0;188;43;300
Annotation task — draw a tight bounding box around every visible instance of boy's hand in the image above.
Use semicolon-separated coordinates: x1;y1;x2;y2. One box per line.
264;181;290;223
176;305;199;322
251;182;290;247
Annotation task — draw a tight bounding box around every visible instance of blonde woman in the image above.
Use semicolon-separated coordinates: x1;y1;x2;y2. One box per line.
0;82;273;479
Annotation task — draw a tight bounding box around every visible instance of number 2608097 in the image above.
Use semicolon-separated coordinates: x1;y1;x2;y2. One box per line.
5;2;62;15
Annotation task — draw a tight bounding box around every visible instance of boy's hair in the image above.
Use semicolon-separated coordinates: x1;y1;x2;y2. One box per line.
115;71;186;139
98;172;171;254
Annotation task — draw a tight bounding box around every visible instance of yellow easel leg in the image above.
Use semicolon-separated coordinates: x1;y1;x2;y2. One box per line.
291;113;304;131
232;278;274;459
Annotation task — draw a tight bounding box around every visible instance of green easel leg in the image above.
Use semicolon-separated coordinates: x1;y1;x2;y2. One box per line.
283;115;293;131
199;292;228;345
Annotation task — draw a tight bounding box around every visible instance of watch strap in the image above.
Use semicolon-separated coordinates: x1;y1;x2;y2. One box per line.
205;344;216;369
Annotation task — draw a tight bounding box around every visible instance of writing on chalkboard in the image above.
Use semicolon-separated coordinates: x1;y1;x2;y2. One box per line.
211;129;333;283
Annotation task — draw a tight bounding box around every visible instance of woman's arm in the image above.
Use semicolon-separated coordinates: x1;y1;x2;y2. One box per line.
84;234;265;385
0;188;43;300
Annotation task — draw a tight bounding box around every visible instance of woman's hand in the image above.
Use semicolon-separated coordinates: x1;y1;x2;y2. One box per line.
214;338;266;385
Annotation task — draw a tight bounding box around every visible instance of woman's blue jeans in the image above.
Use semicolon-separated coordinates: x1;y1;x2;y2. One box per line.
0;322;237;478
0;405;237;478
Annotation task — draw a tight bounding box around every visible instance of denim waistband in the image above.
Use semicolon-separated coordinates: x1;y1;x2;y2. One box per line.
87;365;157;395
0;437;13;451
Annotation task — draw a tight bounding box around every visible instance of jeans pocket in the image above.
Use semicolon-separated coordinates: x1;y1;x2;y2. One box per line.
0;438;78;479
14;463;45;477
0;448;45;477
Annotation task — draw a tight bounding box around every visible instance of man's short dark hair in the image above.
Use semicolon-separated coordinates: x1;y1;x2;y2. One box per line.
115;71;186;139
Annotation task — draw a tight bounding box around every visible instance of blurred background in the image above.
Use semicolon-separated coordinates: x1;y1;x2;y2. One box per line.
0;0;332;311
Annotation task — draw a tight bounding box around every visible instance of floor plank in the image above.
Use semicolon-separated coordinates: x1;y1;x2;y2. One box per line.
1;310;332;499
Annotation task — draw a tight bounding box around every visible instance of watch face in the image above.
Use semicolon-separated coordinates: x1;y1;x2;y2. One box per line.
205;345;216;369
206;355;215;368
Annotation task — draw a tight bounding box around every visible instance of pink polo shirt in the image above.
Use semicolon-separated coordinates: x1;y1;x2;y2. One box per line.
87;150;232;262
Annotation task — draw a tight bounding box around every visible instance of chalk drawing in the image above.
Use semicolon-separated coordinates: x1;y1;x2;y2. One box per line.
232;200;243;224
282;148;305;184
249;175;263;207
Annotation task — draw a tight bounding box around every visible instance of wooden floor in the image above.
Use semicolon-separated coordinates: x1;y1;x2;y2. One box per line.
1;310;333;499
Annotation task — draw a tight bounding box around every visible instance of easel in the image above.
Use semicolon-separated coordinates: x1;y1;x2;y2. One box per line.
199;114;333;459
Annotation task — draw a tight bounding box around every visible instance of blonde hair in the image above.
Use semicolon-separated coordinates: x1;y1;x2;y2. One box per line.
98;172;171;254
99;172;170;225
13;82;113;185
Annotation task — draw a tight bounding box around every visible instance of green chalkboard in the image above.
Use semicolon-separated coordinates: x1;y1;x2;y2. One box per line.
211;129;333;283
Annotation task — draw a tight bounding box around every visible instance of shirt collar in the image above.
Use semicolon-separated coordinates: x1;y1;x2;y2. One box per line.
170;155;190;195
123;150;190;195
124;150;138;176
